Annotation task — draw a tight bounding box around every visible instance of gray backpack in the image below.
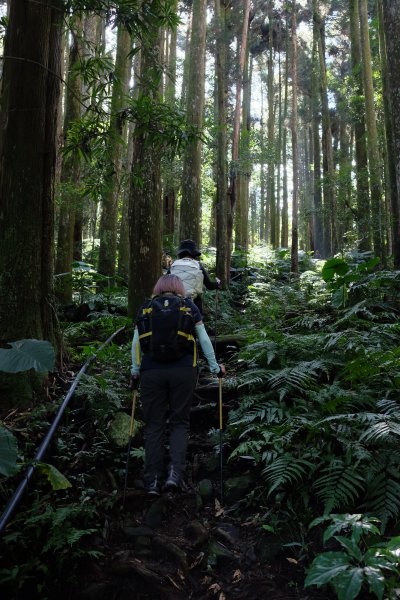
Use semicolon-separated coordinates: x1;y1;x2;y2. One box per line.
170;258;204;298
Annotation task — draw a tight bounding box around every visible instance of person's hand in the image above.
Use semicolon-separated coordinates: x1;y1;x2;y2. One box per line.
130;374;140;390
217;364;225;378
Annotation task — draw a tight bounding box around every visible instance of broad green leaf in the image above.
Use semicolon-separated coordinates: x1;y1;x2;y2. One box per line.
321;258;349;282
334;568;364;600
305;552;350;587
364;549;397;571
334;536;363;561
37;463;72;490
364;566;385;600
331;285;348;308
0;426;18;476
0;339;55;373
382;536;400;557
358;257;380;272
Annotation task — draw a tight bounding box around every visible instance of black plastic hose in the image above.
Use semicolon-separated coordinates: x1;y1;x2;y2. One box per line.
0;325;126;535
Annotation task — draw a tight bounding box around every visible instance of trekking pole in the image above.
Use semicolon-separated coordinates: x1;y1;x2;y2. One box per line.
123;387;138;507
218;372;224;504
214;288;219;355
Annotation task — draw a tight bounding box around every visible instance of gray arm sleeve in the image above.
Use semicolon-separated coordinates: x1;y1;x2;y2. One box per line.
131;328;140;375
195;322;219;373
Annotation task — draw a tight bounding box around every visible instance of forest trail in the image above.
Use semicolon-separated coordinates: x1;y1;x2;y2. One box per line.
77;354;328;600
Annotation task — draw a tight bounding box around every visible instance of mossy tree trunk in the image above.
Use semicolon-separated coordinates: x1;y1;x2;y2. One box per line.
311;1;323;256
214;0;230;287
55;16;84;304
0;0;63;404
381;0;400;267
349;0;371;251
267;0;276;248
290;0;299;275
128;30;163;318
359;0;385;262
98;24;132;284
179;0;207;244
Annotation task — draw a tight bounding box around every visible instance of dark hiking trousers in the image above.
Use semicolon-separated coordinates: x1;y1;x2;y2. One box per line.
140;366;197;485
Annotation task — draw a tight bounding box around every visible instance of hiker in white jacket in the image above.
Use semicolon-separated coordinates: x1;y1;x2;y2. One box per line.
169;239;220;316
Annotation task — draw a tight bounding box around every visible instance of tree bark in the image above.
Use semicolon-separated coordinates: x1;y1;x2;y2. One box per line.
128;28;163;318
179;0;207;243
214;0;230;287
381;0;400;267
267;0;276;247
311;1;323;256
314;1;336;256
359;0;385;261
349;0;371;251
0;0;63;403
98;24;132;283
55;16;84;303
290;0;299;275
227;0;251;269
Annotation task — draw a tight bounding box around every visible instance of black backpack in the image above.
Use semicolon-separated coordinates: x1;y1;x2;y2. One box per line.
136;295;196;363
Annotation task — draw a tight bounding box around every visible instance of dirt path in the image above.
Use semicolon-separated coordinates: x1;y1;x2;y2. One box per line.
77;366;328;600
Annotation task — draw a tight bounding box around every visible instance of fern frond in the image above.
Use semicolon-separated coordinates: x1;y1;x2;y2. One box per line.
262;455;313;496
236;368;271;390
364;467;400;531
376;398;400;416
313;460;365;514
359;418;400;444
230;402;284;427
228;439;265;462
267;360;328;400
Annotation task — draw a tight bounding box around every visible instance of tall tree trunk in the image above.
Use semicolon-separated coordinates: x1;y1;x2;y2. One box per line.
227;0;251;270
337;107;352;244
314;1;336;256
359;0;385;261
235;50;252;252
74;13;102;262
267;0;276;247
55;17;83;303
118;51;141;280
163;0;178;242
259;82;267;242
280;11;289;248
0;0;63;404
311;15;323;257
179;0;207;243
276;45;282;248
128;26;163;318
349;0;371;250
214;0;230;287
290;0;299;275
98;24;132;283
382;0;400;267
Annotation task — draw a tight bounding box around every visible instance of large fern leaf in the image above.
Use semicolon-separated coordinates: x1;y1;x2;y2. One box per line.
262;454;313;496
364;467;400;531
267;360;329;400
313;460;365;514
359;417;400;444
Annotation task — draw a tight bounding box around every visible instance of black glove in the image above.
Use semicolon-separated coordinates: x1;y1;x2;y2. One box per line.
217;367;225;378
130;374;140;390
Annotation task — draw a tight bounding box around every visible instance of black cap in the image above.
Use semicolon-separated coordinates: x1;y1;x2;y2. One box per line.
177;239;201;257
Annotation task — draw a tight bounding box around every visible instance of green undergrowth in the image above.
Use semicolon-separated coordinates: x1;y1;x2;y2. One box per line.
223;252;400;599
2;252;400;598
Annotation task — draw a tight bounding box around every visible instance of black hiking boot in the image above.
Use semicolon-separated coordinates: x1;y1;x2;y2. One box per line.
162;466;185;492
146;476;161;497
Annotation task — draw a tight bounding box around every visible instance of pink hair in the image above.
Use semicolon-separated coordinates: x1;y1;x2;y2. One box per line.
153;274;186;297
